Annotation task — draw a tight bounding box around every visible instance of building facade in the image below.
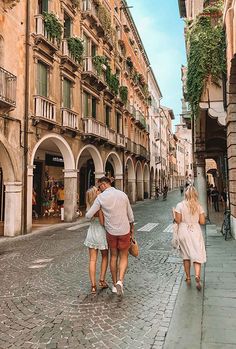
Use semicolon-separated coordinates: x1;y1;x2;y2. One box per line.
0;0;155;236
147;67;162;197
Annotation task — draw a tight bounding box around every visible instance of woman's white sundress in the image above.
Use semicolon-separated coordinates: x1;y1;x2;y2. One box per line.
84;217;108;250
175;201;206;264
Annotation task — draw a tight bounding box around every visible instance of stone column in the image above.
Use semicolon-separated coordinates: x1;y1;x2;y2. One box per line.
63;169;78;222
128;178;136;204
27;165;34;233
115;174;123;191
195;155;208;216
136;180;144;201
4;182;22;236
95;172;105;182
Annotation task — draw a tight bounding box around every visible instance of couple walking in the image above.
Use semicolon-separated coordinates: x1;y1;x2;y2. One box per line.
84;176;134;295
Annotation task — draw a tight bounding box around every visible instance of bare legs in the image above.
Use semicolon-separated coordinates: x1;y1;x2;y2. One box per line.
100;249;108;282
183;259;202;290
88;248;108;288
183;259;191;280
109;248;129;285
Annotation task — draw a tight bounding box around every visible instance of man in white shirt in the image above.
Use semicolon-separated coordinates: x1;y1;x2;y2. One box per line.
85;176;134;295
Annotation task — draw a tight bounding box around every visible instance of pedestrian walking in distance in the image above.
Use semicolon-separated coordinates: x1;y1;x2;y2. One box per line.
84;186;108;295
173;186;206;291
86;176;134;296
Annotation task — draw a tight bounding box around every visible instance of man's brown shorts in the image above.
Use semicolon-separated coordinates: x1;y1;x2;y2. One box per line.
106;232;130;250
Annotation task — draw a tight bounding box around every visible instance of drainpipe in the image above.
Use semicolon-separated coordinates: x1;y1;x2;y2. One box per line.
23;0;30;234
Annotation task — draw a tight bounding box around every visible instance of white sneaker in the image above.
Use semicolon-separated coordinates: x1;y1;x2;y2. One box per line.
116;280;124;296
112;285;117;293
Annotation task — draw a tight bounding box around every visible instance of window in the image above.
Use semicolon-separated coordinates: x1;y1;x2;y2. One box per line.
64;13;71;38
83;92;89;117
63;78;72;109
91;43;97;58
105;105;111;127
38;0;48;14
37;62;48;97
116;113;121;134
92;97;97;119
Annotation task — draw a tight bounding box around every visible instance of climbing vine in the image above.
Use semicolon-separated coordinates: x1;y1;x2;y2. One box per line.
119;86;128;104
186;0;226;117
92;55;120;95
43;12;63;44
67;37;84;63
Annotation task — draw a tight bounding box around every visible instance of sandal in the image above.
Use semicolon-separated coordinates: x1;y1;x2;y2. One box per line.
195;276;201;291
91;285;97;294
99;280;109;289
185;277;191;283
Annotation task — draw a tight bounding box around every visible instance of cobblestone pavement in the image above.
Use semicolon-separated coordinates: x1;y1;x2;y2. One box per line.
0;190;183;349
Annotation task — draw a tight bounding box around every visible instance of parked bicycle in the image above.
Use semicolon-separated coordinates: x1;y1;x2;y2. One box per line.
221;209;232;240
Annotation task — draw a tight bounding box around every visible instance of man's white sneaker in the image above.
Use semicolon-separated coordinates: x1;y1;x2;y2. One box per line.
112;285;117;293
116;280;124;296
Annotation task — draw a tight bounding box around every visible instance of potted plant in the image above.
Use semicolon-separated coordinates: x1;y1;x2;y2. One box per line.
67;37;84;63
43;12;63;44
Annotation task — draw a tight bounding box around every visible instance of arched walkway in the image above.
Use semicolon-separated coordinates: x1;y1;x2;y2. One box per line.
29;135;76;232
77;145;104;208
0;139;22;236
143;164;150;199
125;157;135;203
135;161;143;201
105;152;123;190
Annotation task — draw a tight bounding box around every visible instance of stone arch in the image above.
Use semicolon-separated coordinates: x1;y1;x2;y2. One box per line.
0;136;20;182
125;157;135;203
76;144;103;175
31;134;75;169
135;161;143;201
28;134;76;233
105;152;123;190
143;163;150;199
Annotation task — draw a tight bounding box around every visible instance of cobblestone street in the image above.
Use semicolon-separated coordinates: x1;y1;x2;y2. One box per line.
0;190;183;349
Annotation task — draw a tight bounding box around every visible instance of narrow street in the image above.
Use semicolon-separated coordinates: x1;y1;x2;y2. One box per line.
0;190;183;349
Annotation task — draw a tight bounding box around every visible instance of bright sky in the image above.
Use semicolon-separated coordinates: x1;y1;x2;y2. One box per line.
128;0;187;124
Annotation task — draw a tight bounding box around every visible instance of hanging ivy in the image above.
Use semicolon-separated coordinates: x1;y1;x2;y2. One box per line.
119;86;128;104
186;1;226;117
43;12;63;44
92;55;108;76
67;37;84;63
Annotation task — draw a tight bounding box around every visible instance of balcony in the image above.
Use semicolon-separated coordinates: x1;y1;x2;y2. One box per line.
34;15;59;51
135;110;146;129
82;57;107;91
106;128;116;144
0;67;16;109
155;155;161;164
125;138;137;154
34;96;56;125
61;39;80;70
83;117;108;141
116;134;125;148
61;108;79;129
81;0;104;37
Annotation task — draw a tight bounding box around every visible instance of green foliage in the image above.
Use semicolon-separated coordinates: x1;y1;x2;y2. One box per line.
92;55;119;95
186;1;226;117
43;12;62;44
97;4;112;37
92;55;108;76
67;37;84;63
119;86;128;104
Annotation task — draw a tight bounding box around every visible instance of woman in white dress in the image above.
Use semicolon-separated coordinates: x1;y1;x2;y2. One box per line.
84;186;108;294
173;186;206;290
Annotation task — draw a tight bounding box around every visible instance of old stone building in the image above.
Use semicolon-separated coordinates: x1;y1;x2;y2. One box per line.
0;0;155;236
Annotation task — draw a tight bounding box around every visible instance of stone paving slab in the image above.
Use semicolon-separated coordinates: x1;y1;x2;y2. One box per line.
0;190;183;349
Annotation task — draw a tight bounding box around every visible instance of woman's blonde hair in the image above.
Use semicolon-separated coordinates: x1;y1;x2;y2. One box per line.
185;186;200;215
86;186;97;210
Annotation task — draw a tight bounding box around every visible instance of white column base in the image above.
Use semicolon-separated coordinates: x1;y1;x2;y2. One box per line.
4;182;22;237
230;215;236;239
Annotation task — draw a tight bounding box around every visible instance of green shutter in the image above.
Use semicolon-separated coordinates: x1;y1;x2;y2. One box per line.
37;62;48;97
83;92;89;117
63;79;71;109
92;98;96;119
